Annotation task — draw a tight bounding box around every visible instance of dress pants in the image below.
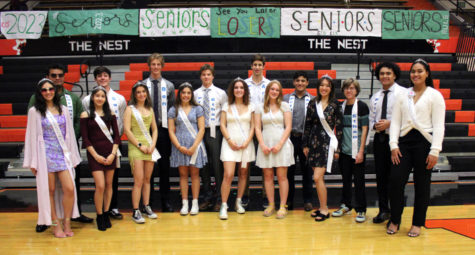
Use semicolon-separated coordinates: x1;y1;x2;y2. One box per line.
373;132;391;213
389;129;432;227
201;128;223;203
287;133;313;206
338;153;367;212
151;127;172;206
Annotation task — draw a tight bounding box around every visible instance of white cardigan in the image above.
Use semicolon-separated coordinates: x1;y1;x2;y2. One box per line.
389;86;445;157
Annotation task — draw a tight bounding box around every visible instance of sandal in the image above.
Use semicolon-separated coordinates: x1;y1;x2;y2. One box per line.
263;203;275;217
63;218;74;237
51;219;66;238
407;226;421;237
314;211;330;222
310;210;320;218
386;221;400;235
276;206;288;219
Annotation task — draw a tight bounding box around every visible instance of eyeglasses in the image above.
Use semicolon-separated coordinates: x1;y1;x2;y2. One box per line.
49;73;64;78
41;87;55;93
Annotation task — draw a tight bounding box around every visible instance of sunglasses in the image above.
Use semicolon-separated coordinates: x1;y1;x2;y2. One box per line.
41;87;55;93
49;73;64;78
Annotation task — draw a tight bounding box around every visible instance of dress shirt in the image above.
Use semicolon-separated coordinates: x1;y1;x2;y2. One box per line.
194;84;227;127
144;76;175;125
369;82;407;134
244;76;270;108
283;91;315;134
389;86;445;157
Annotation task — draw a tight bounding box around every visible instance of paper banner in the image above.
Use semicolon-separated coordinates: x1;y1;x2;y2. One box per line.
281;8;381;37
382;10;449;39
211;7;280;38
48;9;139;37
139;8;210;37
1;11;47;39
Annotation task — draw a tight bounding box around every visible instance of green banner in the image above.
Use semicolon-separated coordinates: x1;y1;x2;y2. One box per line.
382;10;449;39
210;7;280;38
48;9;139;37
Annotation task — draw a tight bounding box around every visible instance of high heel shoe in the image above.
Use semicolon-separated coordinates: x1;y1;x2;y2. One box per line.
52;219;66;238
263;203;275;217
407;225;421;237
386;221;400;235
276;205;288;219
63;218;74;237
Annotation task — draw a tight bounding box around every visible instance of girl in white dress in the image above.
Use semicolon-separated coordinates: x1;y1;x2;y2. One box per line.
255;80;294;219
219;78;256;220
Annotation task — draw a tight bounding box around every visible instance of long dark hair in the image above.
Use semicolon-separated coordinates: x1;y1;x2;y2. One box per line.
316;76;335;102
174;82;199;117
34;78;62;117
227;78;250;106
410;59;433;87
128;82;153;108
88;86;113;122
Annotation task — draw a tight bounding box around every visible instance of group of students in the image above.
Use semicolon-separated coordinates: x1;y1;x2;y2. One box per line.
23;54;445;238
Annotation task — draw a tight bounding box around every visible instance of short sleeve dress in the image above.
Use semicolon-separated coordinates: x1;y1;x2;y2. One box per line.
80;116;120;171
255;102;295;168
168;106;208;168
128;111;156;169
303;98;343;168
220;103;256;163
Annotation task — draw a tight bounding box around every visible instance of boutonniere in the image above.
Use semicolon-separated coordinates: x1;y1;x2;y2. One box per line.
408;90;415;98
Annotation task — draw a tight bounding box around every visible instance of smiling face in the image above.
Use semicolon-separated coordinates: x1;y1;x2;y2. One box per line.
410;63;429;87
268;83;281;100
318;79;332;98
251;60;264;77
180;87;192;104
200;69;214;87
95;72;111;90
233;81;245;99
92;90;106;108
46;68;65;87
378;67;396;88
293;75;309;93
134;85;148;103
40;82;55;102
343;83;357;100
149;59;163;78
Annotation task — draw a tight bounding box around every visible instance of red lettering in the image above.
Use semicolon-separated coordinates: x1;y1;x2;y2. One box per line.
227;17;238;35
259;17;266;35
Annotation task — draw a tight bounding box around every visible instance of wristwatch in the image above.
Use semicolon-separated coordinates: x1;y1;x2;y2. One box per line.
137;143;142;148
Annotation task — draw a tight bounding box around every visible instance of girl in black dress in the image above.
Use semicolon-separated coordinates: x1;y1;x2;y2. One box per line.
80;87;120;231
303;76;343;222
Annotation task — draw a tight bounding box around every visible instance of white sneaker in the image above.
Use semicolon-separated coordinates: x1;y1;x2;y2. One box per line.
219;203;228;220
355;212;366;223
332;204;351;217
190;199;199;215
235;198;245;214
132;209;145;224
142;205;158;219
180;200;189;216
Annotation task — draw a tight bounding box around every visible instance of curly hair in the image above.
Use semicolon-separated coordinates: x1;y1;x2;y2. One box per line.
34;78;62;117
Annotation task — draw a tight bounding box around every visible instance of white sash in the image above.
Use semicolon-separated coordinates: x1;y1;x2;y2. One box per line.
130;106;161;161
316;101;338;173
407;88;433;143
342;99;358;159
94;113;122;168
146;78;168;128
230;104;251;168
46;110;72;170
197;87;217;138
64;94;74;124
289;93;311;117
178;107;207;165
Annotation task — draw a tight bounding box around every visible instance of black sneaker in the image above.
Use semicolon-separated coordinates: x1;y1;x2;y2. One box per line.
108;209;123;220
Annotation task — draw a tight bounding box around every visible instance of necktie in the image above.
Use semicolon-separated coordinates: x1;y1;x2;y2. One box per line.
152;80;159;124
203;88;210;126
381;90;390;120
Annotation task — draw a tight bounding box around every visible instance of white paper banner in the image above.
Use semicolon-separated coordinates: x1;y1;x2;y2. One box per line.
1;11;47;39
140;8;210;37
281;8;381;37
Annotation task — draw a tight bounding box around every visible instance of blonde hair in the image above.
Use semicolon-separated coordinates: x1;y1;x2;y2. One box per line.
263;80;283;113
147;53;165;67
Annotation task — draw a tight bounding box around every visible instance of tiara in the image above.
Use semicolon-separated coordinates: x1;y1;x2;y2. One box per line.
321;74;333;80
179;82;193;88
38;78;54;86
414;58;428;65
132;81;147;89
92;86;107;93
